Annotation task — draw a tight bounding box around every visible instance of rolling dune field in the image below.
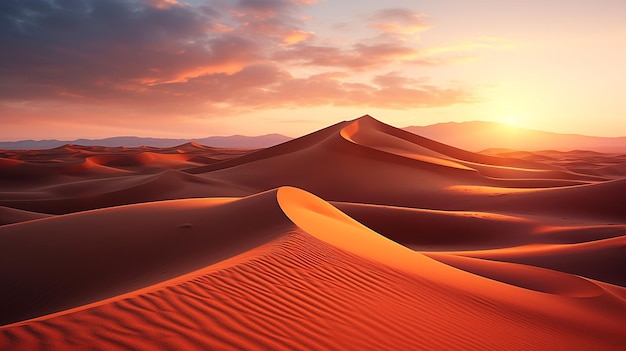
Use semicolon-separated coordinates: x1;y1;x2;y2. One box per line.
1;116;624;350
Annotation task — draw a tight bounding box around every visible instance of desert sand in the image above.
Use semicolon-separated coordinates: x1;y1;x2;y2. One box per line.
1;115;625;350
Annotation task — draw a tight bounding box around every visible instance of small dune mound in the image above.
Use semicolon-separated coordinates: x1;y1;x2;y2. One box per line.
173;141;210;152
87;152;194;169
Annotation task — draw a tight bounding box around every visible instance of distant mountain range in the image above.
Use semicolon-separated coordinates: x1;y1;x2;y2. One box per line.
2;121;625;152
405;121;626;153
0;134;291;150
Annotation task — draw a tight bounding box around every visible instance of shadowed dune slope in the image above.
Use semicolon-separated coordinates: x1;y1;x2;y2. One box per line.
453;235;626;286
332;201;626;285
0;190;292;325
333;202;538;250
426;253;603;297
1;187;625;350
458;178;626;221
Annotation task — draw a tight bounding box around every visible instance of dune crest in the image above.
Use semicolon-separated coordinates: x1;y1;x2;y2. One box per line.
278;186;443;272
340;116;475;171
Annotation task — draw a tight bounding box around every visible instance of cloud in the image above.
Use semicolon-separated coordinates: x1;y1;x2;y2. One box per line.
145;0;179;9
274;42;420;70
370;8;429;35
0;0;474;124
264;71;472;109
228;0;315;43
1;0;223;93
281;30;315;45
150;66;473;111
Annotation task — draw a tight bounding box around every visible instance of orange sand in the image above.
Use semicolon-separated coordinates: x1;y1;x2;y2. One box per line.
1;116;624;350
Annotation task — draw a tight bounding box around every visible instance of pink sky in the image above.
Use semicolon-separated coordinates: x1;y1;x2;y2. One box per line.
1;0;625;140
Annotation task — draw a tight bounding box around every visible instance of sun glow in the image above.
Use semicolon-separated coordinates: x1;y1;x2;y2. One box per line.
504;114;521;127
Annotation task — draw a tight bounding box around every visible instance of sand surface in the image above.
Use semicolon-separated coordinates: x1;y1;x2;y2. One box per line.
1;115;625;350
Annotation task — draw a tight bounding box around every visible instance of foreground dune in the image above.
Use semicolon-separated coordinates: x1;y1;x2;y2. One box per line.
1;115;625;350
1;187;625;350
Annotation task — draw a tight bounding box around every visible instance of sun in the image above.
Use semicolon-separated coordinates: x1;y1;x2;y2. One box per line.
504;114;521;126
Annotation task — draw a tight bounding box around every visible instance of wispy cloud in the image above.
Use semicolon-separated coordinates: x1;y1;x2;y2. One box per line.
370;8;430;36
151;67;474;111
273;42;421;70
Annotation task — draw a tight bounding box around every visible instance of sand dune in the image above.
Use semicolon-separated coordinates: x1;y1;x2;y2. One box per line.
1;187;625;350
0;206;52;225
334;201;539;250
0;190;290;325
183;116;598;208
482;148;626;178
2;115;614;213
426;252;604;297
86;152;201;169
454;178;626;221
0;170;251;214
1;115;625;349
452;235;626;286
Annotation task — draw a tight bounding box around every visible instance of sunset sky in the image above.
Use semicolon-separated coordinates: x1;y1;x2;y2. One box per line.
1;0;625;141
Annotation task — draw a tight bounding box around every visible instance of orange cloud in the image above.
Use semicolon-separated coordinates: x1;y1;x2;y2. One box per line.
282;30;315;45
151;66;473;110
0;0;475;131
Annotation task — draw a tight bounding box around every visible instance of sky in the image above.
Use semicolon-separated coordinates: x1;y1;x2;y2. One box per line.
1;0;625;141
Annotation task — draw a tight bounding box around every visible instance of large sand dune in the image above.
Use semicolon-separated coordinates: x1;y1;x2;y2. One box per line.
1;115;624;350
